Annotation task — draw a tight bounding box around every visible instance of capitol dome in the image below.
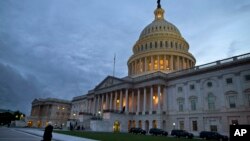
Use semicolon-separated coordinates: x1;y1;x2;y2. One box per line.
127;4;196;77
139;18;181;39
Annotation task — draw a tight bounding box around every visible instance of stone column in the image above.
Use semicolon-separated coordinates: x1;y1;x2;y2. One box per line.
119;90;123;111
140;58;143;72
158;55;160;71
182;57;185;69
137;88;140;114
157;85;161;114
133;61;135;75
132;90;134;113
114;91;117;110
93;97;96;114
143;87;147;114
144;57;147;72
163;87;167;111
105;93;109;110
97;95;100;111
151;56;153;71
164;55;166;70
88;100;91;113
125;89;129;113
110;92;113;110
170;55;174;70
150;86;153;114
101;94;104;111
177;56;180;70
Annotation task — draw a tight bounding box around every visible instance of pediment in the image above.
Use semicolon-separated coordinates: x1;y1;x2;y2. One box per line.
95;76;124;90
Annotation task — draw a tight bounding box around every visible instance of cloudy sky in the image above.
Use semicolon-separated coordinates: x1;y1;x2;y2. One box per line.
1;0;250;115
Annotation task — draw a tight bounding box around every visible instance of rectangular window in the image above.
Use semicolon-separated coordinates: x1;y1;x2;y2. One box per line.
179;121;184;130
229;96;236;108
210;125;217;132
190;85;195;90
165;41;168;47
191;99;196;111
226;78;233;84
192;121;198;131
160;41;163;47
245;75;250;81
232;120;238;125
208;95;215;110
178;87;183;92
248;95;250;107
179;103;183;112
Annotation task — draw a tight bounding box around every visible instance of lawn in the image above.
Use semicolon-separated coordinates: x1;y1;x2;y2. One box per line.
54;131;201;141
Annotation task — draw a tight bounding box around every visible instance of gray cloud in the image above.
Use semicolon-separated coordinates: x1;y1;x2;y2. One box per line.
1;0;250;115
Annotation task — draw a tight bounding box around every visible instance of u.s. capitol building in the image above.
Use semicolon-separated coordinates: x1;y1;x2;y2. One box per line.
69;2;250;136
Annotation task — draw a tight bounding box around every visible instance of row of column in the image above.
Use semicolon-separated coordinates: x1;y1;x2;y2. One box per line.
128;55;194;75
87;85;167;115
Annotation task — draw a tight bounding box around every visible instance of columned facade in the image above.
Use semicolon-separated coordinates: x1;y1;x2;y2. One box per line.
68;1;250;136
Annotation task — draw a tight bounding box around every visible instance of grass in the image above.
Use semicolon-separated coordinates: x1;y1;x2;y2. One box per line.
54;131;201;141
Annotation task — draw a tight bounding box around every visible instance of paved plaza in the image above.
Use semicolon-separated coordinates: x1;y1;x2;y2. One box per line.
0;127;98;141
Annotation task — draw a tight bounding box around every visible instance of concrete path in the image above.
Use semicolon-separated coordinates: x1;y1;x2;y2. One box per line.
0;127;41;141
14;128;99;141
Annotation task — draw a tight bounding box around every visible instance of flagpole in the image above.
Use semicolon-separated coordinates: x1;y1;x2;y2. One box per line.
113;53;116;77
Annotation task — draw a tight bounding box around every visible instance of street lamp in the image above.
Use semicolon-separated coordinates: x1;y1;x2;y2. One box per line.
173;122;176;129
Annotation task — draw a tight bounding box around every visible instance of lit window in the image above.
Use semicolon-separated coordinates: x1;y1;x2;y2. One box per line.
160;59;164;70
229;96;236;108
165;59;169;69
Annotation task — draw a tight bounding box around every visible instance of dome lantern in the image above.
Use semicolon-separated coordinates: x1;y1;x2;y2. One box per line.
154;8;165;20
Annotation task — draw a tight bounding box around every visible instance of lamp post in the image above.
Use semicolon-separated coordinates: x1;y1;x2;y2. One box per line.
173;122;176;129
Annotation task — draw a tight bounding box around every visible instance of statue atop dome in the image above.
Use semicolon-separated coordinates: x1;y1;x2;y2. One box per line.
157;0;161;8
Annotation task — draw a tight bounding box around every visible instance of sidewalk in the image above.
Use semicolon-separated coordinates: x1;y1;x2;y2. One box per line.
14;128;99;141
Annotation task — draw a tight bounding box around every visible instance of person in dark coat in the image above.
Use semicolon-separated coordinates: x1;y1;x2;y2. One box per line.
42;121;53;141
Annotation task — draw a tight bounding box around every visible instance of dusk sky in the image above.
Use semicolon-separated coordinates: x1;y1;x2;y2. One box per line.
0;0;250;115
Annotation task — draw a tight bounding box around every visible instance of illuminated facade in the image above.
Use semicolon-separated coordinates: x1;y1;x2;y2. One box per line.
70;2;250;136
28;98;71;128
